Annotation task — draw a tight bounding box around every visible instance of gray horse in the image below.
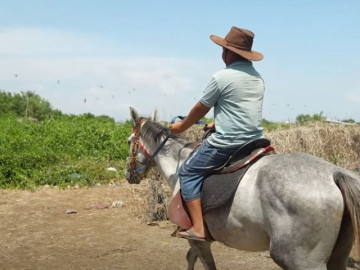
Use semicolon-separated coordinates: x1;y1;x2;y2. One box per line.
125;107;360;270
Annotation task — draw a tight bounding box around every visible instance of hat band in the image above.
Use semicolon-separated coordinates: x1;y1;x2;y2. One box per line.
225;40;251;52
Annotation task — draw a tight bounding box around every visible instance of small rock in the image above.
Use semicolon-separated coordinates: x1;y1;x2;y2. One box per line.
111;201;124;208
106;167;117;172
85;204;108;210
147;222;159;226
65;209;77;214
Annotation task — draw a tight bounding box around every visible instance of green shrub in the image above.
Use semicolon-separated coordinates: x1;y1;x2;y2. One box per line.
0;114;131;189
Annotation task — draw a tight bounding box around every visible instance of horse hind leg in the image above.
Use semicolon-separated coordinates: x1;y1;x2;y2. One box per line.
269;241;328;270
268;213;342;270
326;211;354;270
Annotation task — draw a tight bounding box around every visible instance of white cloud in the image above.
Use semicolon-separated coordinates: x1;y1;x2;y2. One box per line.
0;27;115;57
346;92;360;103
0;27;219;121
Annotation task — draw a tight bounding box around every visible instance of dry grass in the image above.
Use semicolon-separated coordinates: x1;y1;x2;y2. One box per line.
179;122;360;170
265;122;360;170
177;122;360;170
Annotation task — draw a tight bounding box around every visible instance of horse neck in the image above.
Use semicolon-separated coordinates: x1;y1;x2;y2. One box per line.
144;135;192;193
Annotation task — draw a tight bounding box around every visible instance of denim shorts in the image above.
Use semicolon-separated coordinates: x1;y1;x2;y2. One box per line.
178;139;237;201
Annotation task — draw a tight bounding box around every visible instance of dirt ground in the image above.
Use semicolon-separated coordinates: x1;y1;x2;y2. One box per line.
0;181;358;270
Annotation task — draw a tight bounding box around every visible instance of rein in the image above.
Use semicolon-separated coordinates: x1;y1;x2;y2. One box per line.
129;118;170;178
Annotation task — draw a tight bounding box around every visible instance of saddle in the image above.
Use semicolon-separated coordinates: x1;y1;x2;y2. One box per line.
167;138;275;230
214;138;272;174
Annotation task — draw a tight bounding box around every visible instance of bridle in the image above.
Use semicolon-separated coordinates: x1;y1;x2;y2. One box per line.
127;118;170;182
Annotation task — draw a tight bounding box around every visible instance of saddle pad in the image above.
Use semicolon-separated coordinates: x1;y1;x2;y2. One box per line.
167;165;250;230
201;162;252;214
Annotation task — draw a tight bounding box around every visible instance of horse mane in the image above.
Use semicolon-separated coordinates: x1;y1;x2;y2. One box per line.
140;120;195;149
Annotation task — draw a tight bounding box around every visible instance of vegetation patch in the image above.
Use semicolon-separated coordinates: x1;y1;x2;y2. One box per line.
1;90;359;189
0;114;130;189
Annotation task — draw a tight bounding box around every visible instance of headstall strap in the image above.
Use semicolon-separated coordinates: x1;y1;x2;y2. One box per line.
133;118;146;136
129;118;154;178
138;142;152;158
129;118;146;176
132;118;151;158
129;118;170;178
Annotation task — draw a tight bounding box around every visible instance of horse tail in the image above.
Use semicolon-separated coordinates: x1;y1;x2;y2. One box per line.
334;171;360;260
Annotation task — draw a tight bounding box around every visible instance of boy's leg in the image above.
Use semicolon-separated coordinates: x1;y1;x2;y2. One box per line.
178;140;235;240
179;198;205;239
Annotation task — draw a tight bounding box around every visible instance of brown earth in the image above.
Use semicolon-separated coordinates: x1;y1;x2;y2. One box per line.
0;181;357;270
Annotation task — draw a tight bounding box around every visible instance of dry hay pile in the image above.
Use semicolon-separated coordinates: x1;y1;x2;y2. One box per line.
265;123;360;170
144;122;360;222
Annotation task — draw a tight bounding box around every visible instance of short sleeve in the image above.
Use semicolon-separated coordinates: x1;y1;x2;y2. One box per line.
200;77;220;108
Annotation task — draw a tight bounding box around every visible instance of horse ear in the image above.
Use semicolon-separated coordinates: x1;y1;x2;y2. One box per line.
129;107;139;124
150;109;158;122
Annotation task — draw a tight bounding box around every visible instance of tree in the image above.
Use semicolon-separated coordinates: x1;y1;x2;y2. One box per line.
296;112;326;124
0;90;61;120
342;118;355;124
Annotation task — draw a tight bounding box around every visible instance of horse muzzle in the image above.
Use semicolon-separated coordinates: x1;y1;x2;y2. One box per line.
125;169;141;184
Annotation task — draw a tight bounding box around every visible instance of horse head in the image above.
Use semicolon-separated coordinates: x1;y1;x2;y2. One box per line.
125;107;161;184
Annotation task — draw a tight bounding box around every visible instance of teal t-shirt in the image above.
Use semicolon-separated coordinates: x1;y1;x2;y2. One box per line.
200;60;264;148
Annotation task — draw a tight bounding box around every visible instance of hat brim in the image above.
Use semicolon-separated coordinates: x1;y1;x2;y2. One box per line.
210;35;263;61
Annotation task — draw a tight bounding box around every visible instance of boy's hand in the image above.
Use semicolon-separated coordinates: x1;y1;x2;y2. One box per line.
169;122;184;134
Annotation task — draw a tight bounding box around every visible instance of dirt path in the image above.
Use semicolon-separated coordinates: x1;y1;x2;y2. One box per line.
0;181;357;270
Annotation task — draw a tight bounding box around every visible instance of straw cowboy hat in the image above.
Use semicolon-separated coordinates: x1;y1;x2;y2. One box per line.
210;27;263;61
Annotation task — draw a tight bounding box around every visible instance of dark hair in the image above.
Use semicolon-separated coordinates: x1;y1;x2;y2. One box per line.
232;52;247;61
223;48;248;64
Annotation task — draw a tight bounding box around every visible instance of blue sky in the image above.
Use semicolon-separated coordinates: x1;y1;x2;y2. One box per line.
0;0;359;122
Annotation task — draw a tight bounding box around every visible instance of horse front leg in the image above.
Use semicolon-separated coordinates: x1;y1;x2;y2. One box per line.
188;241;216;270
186;247;197;270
